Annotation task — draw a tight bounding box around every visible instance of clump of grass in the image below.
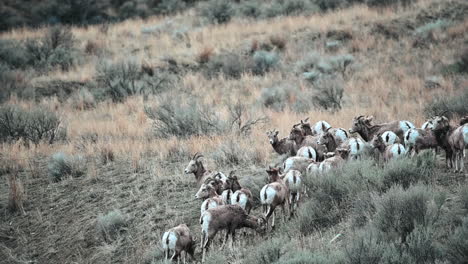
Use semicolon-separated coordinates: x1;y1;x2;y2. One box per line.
48;152;86;182
68;88;96;110
424;89;468;118
97;209;127;242
144;94;225;138
252;50;280;75
244;237;287;264
8;170;25;214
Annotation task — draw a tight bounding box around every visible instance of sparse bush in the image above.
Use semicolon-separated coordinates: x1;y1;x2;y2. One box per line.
97;60;176;102
0;39;29;69
228;100;268;136
345;229;387;264
68;88;96;110
0;105;62;145
8;170;25;214
144;95;225;138
312;77;344;111
97;209;127;242
197;46;215;64
424;89;468;118
203;52;248;79
212;137;259;167
297;53;354;77
199;0;234;24
351;192;377;229
244;237;286;264
252;50;280;75
239;2;262;18
100;145;115;165
48;152;86;182
366;0;416;7
260;84;298;111
265;0;318;17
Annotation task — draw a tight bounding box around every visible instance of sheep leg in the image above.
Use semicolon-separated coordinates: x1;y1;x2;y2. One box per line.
272;210;276;229
220;230;229;250
230;230;236;250
170;251;178;262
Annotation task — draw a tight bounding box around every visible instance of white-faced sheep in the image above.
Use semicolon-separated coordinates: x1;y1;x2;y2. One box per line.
283;170;302;217
371;134;407;161
319;148;350;173
200;205;266;263
432;116;467;172
162;224;195;264
260;167;289;230
266;129;296;156
349;115;415;142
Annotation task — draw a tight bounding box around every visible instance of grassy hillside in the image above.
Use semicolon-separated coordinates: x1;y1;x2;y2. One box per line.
1;0;467;263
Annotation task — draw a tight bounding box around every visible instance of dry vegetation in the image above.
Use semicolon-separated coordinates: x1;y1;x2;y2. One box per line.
1;0;467;263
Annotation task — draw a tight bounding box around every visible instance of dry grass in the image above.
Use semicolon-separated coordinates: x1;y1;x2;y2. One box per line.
0;0;467;263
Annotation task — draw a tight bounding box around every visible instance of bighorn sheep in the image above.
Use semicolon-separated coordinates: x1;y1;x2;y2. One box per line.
289;124;327;161
422;119;434;130
349;115;415;142
283;170;302;217
297;118;332;136
339;137;373;159
221;172;242;204
283;156;315;174
319;148;350;172
196;179;225;215
260;167;289;230
296;146;317;160
371;134;407;161
266;129;296;156
184;153;227;190
381;131;400;145
460;115;468;126
432;116;467;172
200;205;266;263
403;128;438;155
162;224;195;264
231;188;253;214
317;128;349;152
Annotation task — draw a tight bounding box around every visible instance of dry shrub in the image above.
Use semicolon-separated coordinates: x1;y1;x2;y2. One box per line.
8;169;25;214
85;40;100;55
269;35;287;51
197;46;215;64
100;145;115;165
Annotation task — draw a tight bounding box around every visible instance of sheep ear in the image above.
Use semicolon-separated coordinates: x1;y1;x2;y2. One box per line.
304;117;309;122
274;130;279;136
325;126;331;132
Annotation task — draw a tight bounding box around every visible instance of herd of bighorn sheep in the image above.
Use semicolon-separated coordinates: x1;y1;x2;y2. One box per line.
162;115;468;263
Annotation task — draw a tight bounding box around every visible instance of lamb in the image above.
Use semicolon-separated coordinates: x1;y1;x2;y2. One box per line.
266;129;296;156
296;146;317;161
200;205;266;263
283;156;315;174
432;116;467;172
195;179;225;215
289;124;327;161
283;170;302;217
371;134;407;161
317;128;350;152
184;153;227;189
319;148;350;173
260;167;289;230
403;128;438;155
349;115;415;142
162;224;195;264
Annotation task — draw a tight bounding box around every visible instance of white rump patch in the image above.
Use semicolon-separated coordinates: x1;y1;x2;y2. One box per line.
381;131;398;146
399;121;415;132
313;121;332;135
463;125;468;145
404;128;419;148
260;185;276;204
231;191;248;210
221;189;232;205
296;146;317;161
334;128;349;142
306;163;320;176
388;144;407;159
285;170;302;193
201;212;211;235
162;231;177;250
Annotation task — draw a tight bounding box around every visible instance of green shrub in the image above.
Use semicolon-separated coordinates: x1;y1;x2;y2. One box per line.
444;216;468;264
0;39;29;69
244;237;286;264
260;84;298;111
48;152;86;182
366;0;416;7
424;89;468;118
351;192;377;229
203;52;249;79
96;209;127;242
68;88;96;110
373;185;434;242
199;0;234;24
144;95;225;138
252;50;280;75
345;229;386;264
0;105;62;144
297;53;354;77
239;2;262;18
382;152;435;190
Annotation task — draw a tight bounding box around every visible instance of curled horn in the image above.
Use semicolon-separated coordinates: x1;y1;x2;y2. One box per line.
304;117;309;123
228;170;236;178
193;152;203;160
